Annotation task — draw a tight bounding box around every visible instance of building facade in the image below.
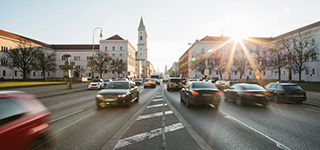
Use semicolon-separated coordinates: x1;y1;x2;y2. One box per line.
179;49;189;78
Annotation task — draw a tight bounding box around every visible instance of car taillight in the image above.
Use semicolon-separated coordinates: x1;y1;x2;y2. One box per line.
179;83;182;86
216;92;222;96
243;92;254;96
191;91;199;96
302;91;306;95
283;91;291;94
264;92;271;96
169;83;172;86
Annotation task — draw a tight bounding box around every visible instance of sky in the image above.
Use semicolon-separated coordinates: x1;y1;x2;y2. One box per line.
1;0;320;73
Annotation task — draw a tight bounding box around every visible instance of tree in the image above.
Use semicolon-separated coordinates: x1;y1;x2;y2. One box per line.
110;58;127;77
3;39;39;80
268;41;289;80
34;49;56;80
191;54;207;78
92;52;112;78
211;50;225;79
282;32;317;81
234;52;247;79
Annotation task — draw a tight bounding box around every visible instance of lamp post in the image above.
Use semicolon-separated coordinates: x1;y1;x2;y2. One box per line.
91;27;103;79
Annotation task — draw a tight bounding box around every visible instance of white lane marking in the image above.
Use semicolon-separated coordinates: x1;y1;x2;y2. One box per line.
136;111;173;121
51;111;96;135
155;95;162;98
220;110;291;150
305;108;320;113
147;103;167;108
49;109;85;123
152;99;163;102
113;123;184;150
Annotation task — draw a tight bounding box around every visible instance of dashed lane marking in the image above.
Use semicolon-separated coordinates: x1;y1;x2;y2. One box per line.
113;123;184;150
147;103;167;108
136;111;173;121
152;99;163;102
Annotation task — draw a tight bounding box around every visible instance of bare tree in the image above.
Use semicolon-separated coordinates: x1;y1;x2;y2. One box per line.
191;54;207;77
34;49;56;80
282;32;317;81
92;52;112;78
3;39;39;80
211;50;225;79
268;41;290;80
234;52;247;79
110;58;127;77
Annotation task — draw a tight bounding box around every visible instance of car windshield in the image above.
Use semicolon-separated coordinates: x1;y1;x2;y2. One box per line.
192;83;217;89
170;79;181;83
106;82;129;89
283;85;303;91
91;79;101;82
241;84;265;90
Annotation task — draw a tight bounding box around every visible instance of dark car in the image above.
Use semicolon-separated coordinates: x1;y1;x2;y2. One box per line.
0;91;52;150
167;78;182;91
264;82;307;104
180;82;221;108
103;79;112;87
144;79;156;88
224;83;271;106
95;81;139;108
134;78;143;86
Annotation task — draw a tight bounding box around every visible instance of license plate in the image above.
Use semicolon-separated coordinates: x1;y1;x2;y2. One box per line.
106;98;115;101
203;94;214;97
255;94;264;97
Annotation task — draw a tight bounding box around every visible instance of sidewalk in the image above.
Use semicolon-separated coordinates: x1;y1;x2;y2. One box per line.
0;82;89;98
305;91;320;106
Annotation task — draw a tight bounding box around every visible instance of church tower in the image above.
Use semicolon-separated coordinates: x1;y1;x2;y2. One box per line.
137;17;148;62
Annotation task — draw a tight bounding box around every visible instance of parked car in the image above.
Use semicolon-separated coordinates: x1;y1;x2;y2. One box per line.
224;83;271;106
167;78;182;91
96;81;139;108
0;91;52;150
103;79;112;87
180;81;221;108
88;79;104;89
134;78;143;86
264;82;307;104
144;79;156;88
215;80;226;90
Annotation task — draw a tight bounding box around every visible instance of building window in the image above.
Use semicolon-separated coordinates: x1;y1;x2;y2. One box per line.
140;53;142;55
48;72;50;76
235;71;237;75
15;71;17;76
62;56;66;60
87;56;93;60
3;70;5;76
112;46;115;51
112;54;115;57
201;48;204;54
105;46;108;51
306;69;308;75
312;69;315;74
33;72;36;77
283;70;286;75
41;72;43;77
74;56;80;61
263;71;266;75
120;53;123;57
120;46;123;51
249;71;251;75
140;48;142;51
140;36;143;41
216;71;218;75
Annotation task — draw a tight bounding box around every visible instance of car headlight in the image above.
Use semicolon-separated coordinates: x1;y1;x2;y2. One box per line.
96;94;103;100
118;94;127;98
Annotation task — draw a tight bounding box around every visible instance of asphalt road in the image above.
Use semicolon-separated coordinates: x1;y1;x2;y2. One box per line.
39;83;320;150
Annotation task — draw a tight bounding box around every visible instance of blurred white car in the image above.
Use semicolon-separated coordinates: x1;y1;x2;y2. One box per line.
88;79;104;89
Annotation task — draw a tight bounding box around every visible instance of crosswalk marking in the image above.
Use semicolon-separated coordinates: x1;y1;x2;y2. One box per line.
152;99;163;102
136;111;173;120
113;123;184;150
147;103;167;108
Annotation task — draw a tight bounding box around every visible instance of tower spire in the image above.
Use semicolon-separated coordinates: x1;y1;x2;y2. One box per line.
139;16;145;29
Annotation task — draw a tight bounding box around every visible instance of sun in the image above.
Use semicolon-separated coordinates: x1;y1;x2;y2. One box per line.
231;32;246;43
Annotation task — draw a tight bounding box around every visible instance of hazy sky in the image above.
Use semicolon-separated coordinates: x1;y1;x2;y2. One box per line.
1;0;319;72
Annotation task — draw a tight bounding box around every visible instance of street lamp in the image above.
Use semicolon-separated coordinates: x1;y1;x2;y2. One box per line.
91;27;103;79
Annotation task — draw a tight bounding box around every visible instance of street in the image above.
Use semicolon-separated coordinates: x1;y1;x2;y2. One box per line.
38;83;320;150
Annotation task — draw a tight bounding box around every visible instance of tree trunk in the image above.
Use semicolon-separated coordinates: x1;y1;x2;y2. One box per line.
100;71;103;79
23;70;27;80
219;72;223;80
299;71;302;82
43;69;46;80
278;67;281;81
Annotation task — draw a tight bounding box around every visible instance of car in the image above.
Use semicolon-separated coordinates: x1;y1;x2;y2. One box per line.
88;78;104;89
167;78;182;91
95;81;139;108
224;83;271;106
143;78;150;83
113;78;129;81
223;81;239;90
134;78;143;86
103;79;112;87
215;80;226;90
180;81;221;108
0;91;52;150
264;82;307;104
151;73;161;85
144;79;156;88
181;78;187;85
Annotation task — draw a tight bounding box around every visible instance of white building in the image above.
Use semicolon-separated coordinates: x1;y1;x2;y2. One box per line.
136;17;149;77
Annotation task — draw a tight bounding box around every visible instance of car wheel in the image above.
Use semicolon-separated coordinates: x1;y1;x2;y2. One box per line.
135;93;139;102
186;97;191;107
180;93;183;102
144;86;146;89
235;97;244;106
273;95;280;103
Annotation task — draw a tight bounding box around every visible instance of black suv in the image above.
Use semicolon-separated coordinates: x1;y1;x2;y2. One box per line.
167;78;182;91
264;83;307;104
